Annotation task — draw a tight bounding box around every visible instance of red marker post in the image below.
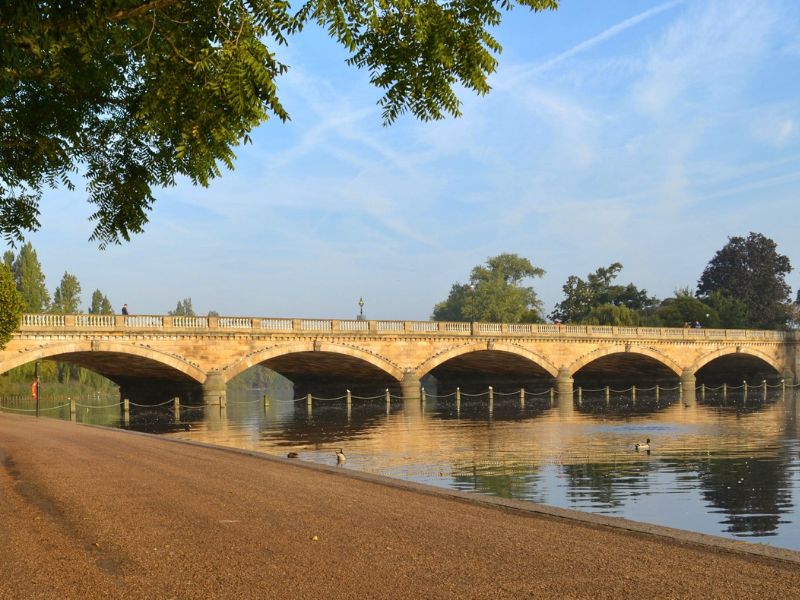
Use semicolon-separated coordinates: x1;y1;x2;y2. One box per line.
33;362;41;417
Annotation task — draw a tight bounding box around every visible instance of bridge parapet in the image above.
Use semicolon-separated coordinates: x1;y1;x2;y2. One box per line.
17;314;790;341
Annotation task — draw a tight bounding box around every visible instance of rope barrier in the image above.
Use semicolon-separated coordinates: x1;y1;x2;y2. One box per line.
460;391;490;398
128;398;175;408
75;401;123;409
226;397;264;405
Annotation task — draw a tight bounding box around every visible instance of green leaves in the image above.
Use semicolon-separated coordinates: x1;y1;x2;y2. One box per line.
51;271;82;314
0;1;558;244
432;253;545;322
697;232;792;329
0;262;23;349
550;263;657;324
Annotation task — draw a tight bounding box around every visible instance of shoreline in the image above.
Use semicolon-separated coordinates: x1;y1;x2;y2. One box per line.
2;412;799;598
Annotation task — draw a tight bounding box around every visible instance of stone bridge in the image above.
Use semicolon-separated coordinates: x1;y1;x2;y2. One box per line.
1;314;797;405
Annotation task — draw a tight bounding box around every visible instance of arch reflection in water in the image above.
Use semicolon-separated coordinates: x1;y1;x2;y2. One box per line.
161;386;800;550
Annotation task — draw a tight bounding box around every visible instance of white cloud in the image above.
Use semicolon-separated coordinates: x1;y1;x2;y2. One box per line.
634;0;778;116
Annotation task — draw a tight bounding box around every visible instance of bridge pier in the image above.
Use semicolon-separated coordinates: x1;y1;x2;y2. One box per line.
555;368;574;413
400;371;421;401
681;369;696;406
202;371;227;406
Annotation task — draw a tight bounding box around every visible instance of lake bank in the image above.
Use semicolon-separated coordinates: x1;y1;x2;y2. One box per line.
1;413;799;599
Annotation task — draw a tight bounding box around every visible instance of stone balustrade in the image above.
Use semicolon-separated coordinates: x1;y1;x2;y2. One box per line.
18;314;789;341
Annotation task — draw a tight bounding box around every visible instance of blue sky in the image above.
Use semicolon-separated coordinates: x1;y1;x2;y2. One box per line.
20;0;800;319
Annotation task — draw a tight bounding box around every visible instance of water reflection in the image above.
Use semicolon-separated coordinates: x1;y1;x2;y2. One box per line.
4;386;800;549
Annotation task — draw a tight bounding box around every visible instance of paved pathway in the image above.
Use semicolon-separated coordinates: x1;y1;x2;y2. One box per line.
1;413;799;599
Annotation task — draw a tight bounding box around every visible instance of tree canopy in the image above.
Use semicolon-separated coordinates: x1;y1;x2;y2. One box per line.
550;263;656;323
89;289;114;315
0;0;558;246
655;287;720;328
432;253;545;323
51;271;82;314
0;263;24;348
697;232;792;329
169;297;195;316
6;242;49;312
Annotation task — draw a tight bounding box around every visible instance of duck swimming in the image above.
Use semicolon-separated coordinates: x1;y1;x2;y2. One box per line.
335;449;346;465
635;438;651;451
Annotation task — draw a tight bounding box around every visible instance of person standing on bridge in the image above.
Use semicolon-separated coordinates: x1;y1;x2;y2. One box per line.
121;304;129;315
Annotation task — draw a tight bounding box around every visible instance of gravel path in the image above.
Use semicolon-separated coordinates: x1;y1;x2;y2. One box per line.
1;413;798;599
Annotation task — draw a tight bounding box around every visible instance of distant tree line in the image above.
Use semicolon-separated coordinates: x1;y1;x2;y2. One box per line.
432;233;795;330
0;242;281;394
0;242;119;392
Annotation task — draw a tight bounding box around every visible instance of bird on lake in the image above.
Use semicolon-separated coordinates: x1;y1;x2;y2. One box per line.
287;452;299;459
635;438;651;451
335;449;346;465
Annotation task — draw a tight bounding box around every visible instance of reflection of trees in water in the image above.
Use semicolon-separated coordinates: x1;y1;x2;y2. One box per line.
451;462;545;504
562;462;654;509
693;455;793;537
266;401;392;447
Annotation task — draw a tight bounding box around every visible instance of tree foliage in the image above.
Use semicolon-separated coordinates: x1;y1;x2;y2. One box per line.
51;271;82;314
432;253;545;322
169;297;195;316
550;263;656;323
0;0;558;246
89;289;114;314
655;287;720;328
582;304;640;326
697;233;792;329
0;262;24;348
8;242;49;312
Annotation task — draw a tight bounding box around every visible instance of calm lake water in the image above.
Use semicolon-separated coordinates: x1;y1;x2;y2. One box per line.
5;386;800;550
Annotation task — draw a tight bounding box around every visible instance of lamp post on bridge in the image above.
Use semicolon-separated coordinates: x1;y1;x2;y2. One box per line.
357;297;365;321
468;284;476;321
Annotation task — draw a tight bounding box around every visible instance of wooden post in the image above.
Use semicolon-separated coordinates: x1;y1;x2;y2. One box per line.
421;387;426;404
743;381;748;404
519;388;525;409
307;393;313;408
700;383;705;401
549;387;554;407
345;390;351;408
722;383;727;403
173;397;180;422
655;384;660;403
605;386;610;407
385;388;391;405
488;386;494;413
263;394;270;413
631;385;637;405
762;379;768;402
69;397;76;422
577;386;582;407
456;387;461;411
123;398;130;427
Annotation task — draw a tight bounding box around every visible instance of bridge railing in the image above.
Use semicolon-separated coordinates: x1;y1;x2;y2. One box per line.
17;314;789;341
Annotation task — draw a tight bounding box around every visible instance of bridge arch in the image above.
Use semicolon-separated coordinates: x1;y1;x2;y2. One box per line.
692;346;782;375
0;340;207;383
221;341;404;383
568;344;683;378
414;341;559;379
